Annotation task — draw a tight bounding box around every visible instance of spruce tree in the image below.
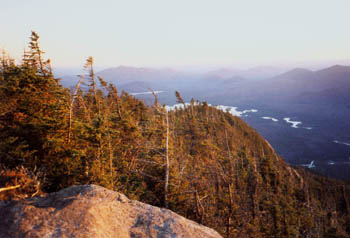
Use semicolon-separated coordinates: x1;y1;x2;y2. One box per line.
0;32;69;190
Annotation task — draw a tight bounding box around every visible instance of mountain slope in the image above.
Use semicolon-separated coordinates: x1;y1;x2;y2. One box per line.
193;65;350;181
164;103;350;237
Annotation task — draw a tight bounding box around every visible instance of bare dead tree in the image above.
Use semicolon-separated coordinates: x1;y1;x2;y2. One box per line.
68;75;84;143
150;88;170;208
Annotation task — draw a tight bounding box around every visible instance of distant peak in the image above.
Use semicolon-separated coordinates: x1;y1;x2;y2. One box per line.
289;68;313;73
275;67;314;79
326;64;350;70
317;64;350;74
329;64;347;69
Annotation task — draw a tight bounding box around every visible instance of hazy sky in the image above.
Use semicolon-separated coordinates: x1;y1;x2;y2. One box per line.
2;0;350;69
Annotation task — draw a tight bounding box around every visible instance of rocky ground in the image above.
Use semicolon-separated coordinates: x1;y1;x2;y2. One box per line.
0;185;222;238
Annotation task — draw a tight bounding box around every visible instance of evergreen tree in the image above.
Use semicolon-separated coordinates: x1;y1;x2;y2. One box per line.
0;32;69;190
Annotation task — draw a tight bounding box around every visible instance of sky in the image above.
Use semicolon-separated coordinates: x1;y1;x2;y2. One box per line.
1;0;350;70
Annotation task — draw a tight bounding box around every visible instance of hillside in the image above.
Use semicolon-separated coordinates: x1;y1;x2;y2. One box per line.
192;65;350;180
1;32;350;237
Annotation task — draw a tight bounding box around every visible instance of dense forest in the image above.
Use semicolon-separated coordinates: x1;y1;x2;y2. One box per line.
1;32;350;237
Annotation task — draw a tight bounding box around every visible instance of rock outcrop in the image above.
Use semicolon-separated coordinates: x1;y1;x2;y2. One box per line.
0;185;222;238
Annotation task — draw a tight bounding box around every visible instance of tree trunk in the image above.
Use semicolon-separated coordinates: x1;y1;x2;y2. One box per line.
0;185;21;193
164;110;169;208
68;76;83;143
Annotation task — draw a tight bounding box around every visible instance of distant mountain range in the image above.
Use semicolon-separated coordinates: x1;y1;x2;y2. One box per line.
59;63;350;112
202;65;350;106
59;64;350;106
59;65;290;91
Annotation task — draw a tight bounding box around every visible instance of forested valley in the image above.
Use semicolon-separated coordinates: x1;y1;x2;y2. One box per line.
1;32;350;237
